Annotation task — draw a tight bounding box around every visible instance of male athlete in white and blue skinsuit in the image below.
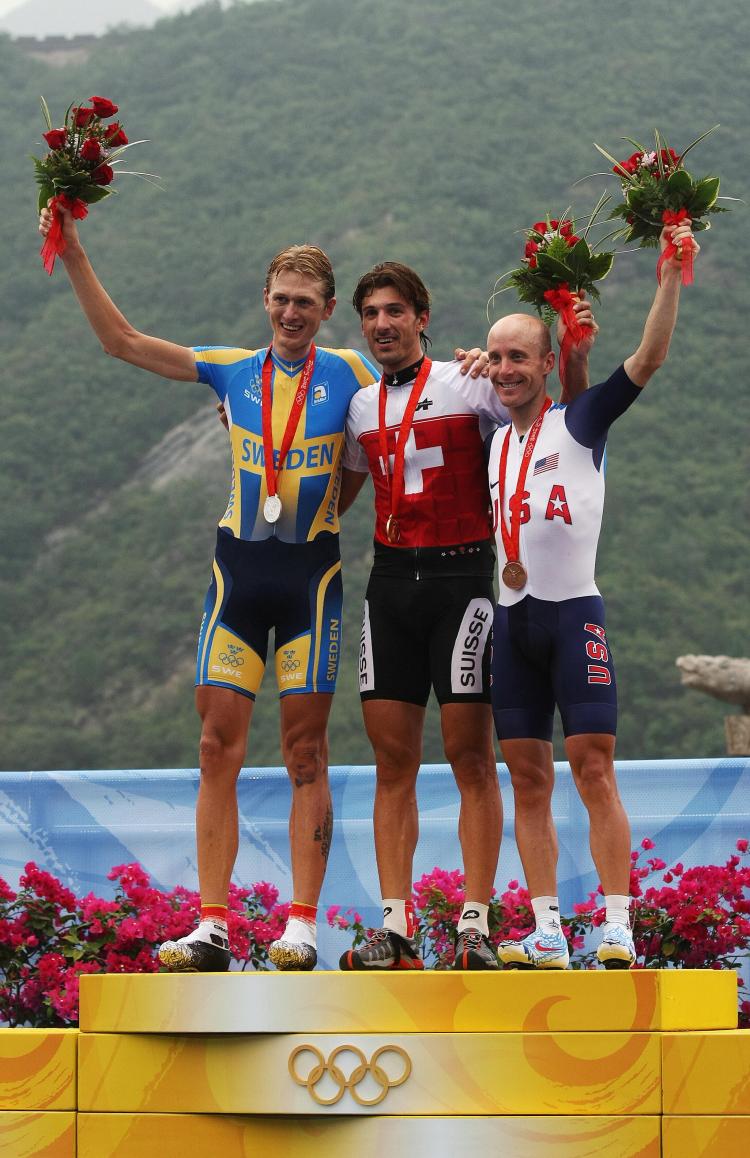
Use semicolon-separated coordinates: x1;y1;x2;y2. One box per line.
486;219;700;970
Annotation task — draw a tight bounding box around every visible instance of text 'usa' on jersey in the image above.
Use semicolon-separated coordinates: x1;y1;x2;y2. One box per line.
344;359;509;548
193;345;377;543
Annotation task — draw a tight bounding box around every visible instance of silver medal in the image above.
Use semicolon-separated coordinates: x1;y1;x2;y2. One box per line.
263;494;282;523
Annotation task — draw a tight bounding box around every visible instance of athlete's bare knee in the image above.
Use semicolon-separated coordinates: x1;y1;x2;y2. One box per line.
508;757;554;810
284;736;326;788
199;727;246;781
572;752;619;808
374;739;420;789
449;748;498;795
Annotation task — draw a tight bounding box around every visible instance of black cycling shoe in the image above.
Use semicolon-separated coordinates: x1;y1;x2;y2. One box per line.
453;928;499;970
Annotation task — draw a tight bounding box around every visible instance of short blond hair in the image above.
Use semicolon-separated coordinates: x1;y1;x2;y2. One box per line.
265;245;335;301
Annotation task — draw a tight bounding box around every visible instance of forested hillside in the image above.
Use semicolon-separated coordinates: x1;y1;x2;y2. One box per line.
0;0;747;770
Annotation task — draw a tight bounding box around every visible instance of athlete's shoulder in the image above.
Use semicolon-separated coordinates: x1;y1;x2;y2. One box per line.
192;345;264;365
317;346;379;386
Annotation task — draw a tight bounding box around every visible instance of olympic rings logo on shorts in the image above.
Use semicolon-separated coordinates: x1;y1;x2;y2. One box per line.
288;1043;411;1106
218;652;245;667
281;659;300;672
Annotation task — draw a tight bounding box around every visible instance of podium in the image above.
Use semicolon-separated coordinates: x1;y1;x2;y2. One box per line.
1;969;748;1156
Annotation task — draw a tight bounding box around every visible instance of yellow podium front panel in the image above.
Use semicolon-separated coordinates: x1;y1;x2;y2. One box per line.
78;968;737;1034
78;1113;661;1158
0;1111;76;1158
663;1116;750;1153
662;1029;750;1113
78;1029;660;1116
0;1029;77;1110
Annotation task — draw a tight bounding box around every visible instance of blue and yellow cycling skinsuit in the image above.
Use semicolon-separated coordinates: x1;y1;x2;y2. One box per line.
192;345;377;699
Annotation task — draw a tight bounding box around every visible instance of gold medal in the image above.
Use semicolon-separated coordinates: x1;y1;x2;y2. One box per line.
386;515;401;543
502;560;527;590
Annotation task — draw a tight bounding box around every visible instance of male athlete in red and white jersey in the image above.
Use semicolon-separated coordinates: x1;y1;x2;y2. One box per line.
486;220;700;972
338;262;593;970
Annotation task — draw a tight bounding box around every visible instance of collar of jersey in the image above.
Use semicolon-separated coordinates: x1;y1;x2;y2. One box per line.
384;356;425;389
270;349;309;376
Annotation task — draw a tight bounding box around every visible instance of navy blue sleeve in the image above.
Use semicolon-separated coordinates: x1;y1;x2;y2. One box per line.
564;364;642;467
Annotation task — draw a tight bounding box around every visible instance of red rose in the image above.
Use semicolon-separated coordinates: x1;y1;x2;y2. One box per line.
548;219;559;230
560;221;574;237
43;128;67;150
105;123;129;147
532;221;547;235
524;240;539;258
91;163;114;186
566;234;581;247
72;106;95;128
81;137;102;162
90;96;119;118
527;255;537;269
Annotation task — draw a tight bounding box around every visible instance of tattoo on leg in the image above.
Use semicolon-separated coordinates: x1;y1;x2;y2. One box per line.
314;806;333;862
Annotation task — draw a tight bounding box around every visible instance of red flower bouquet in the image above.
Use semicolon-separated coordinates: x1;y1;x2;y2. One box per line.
593;127;733;284
492;206;614;390
33;95;158;274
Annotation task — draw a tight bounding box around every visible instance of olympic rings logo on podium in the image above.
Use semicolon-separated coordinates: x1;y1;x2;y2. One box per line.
288;1043;412;1106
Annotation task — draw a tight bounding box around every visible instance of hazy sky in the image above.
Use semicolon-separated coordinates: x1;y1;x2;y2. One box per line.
0;0;196;15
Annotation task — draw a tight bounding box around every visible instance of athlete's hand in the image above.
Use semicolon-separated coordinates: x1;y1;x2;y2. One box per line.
558;291;598;355
216;402;229;431
454;346;490;378
659;219;700;272
38;198;82;249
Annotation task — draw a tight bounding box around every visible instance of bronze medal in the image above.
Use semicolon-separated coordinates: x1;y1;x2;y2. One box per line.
502;560;527;590
386;515;401;543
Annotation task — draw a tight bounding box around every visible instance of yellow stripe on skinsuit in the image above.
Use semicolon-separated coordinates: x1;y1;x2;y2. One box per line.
312;560;342;692
199;560;225;680
321;347;377;387
193;347;262;367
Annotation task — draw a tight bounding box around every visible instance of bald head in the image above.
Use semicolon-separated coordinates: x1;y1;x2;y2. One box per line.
487;313;551;358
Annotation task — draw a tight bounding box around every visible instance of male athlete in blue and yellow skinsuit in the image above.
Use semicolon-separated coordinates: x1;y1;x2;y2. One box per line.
39;202;376;971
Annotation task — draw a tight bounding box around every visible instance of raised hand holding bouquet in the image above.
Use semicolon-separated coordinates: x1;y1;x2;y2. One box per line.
492;208;613;394
33;96;157;274
593;127;731;286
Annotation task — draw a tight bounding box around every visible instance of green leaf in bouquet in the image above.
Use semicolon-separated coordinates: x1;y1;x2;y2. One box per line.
37;182;55;213
564;238;592;278
536;251;575;283
39;95;53;132
80;185;113;205
587;252;614;280
665;169;693;200
688;176;720;213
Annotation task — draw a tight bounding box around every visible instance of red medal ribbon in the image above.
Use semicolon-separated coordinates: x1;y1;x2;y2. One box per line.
498;395;553;570
657;208;694;286
261;344;316;501
40;193;88;276
377;358;433;539
542;283;583;398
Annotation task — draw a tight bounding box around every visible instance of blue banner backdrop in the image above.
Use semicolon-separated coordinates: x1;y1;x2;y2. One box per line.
1;759;749;969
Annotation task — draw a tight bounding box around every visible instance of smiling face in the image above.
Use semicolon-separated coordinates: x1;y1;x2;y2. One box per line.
263;271;335;362
487;314;555;430
359;285;429;373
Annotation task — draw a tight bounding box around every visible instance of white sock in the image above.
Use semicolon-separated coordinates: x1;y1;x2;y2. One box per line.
531;896;562;932
179;919;228;947
457;901;489;937
604;895;631;928
280;917;317;949
382;899;408;937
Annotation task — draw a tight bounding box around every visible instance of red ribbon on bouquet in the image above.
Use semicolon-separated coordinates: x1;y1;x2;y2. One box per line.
657;208;694;287
543;283;584;398
40;193;89;275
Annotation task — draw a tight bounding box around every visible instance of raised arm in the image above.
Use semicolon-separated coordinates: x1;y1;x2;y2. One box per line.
38;203;198;382
624;221;699;388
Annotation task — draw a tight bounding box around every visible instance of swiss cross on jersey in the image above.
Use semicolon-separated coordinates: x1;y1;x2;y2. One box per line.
347;363;497;548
